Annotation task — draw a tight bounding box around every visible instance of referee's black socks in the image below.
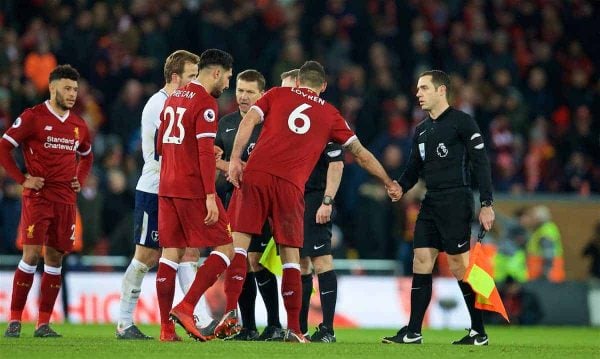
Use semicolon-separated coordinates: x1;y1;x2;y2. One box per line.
238;272;257;331
318;270;337;331
300;274;313;334
458;280;486;335
254;269;281;328
407;273;432;334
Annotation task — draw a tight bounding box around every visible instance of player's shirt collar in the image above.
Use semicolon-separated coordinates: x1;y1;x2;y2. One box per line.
44;100;69;123
297;87;319;95
190;80;209;94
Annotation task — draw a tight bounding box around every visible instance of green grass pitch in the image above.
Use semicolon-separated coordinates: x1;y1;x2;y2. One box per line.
1;324;599;358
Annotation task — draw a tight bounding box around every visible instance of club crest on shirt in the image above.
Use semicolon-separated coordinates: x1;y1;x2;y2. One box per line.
151;230;159;242
204;109;216;122
74;127;79;140
27;224;35;238
437;143;448;158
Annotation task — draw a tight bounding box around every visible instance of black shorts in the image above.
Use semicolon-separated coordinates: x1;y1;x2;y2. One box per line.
248;221;272;253
413;187;474;255
301;191;333;258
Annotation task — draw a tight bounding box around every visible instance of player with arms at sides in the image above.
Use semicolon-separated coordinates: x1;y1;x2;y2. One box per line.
279;69;343;343
116;50;215;340
382;70;495;346
214;69;284;341
216;60;401;342
1;65;93;338
155;49;235;342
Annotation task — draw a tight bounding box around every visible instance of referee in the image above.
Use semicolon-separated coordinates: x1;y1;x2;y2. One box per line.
215;69;283;341
382;70;495;346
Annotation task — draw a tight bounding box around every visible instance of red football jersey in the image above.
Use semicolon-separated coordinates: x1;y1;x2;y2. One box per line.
158;81;218;199
245;86;356;190
1;101;92;204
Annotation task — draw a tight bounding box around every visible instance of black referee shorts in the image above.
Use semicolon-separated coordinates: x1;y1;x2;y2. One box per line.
301;190;333;258
248;221;272;253
413;187;474;255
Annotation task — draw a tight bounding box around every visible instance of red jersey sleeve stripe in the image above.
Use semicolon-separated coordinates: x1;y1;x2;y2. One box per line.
77;147;92;156
250;105;264;122
196;133;216;139
342;135;358;147
2;134;18;147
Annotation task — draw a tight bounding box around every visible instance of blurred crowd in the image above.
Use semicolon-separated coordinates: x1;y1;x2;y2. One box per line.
0;1;598;264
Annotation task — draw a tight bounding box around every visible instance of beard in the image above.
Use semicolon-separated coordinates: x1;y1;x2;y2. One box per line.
55;91;74;110
210;88;223;98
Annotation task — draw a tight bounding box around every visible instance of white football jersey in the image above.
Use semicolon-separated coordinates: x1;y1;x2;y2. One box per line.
135;89;168;194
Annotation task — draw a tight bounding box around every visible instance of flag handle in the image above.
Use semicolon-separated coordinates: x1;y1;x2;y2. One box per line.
477;226;487;242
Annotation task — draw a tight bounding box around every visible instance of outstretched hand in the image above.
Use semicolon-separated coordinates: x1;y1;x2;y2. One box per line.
228;158;243;188
386;180;403;202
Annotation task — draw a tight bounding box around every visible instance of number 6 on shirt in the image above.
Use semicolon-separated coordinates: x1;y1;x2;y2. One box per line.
288;103;311;134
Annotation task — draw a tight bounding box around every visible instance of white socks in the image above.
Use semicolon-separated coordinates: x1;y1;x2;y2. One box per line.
118;258;149;329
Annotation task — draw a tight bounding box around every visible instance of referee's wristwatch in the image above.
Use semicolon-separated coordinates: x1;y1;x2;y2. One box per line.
480;200;493;208
322;195;334;206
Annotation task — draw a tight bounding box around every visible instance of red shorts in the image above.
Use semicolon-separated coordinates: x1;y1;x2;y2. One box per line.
159;196;232;248
228;170;304;248
20;196;76;253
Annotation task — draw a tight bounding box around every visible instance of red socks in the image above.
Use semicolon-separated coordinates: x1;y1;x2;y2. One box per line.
179;252;229;309
156;258;178;325
224;249;248;312
282;265;302;334
37;265;62;328
9;261;36;322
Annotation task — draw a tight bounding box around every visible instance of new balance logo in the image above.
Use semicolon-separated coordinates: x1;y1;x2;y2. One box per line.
156;277;167;282
314;244;325;250
282;291;294;296
44;126;53;131
458;241;468;248
403;334;422;343
232;275;244;281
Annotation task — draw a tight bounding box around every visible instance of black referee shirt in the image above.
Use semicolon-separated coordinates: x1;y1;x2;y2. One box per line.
215;110;263;162
398;107;493;202
305;142;344;193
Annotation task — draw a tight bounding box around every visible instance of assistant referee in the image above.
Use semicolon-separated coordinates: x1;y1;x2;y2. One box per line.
383;70;495;346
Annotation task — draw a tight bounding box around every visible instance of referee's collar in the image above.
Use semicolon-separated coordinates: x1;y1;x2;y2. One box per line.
431;106;452;121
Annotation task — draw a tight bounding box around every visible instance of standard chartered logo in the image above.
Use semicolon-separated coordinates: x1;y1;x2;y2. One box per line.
44;135;77;151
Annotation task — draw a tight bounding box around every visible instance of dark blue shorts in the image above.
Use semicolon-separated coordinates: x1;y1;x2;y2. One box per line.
133;190;160;249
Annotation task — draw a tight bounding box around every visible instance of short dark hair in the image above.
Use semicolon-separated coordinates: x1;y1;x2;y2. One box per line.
237;69;266;91
419;70;451;98
49;65;80;83
164;50;200;83
298;61;326;88
199;49;233;71
280;69;299;81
